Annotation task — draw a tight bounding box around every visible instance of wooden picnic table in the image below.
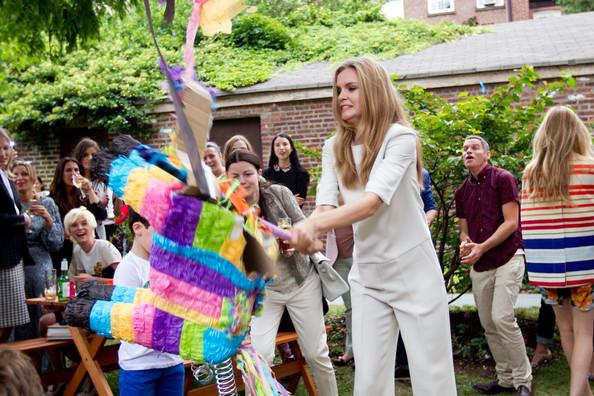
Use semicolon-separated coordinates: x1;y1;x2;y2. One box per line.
26;297;116;396
24;298;322;396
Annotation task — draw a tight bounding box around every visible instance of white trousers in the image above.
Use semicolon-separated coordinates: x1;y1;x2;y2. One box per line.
250;272;338;396
350;238;457;396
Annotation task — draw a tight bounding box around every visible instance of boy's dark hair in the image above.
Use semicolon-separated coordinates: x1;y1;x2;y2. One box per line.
128;207;150;234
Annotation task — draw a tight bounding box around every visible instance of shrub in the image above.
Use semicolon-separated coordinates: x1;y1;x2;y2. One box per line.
230;14;292;50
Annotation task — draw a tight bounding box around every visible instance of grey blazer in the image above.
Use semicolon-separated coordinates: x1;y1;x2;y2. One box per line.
261;184;313;291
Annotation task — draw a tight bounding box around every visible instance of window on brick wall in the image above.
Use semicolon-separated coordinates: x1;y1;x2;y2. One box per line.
476;0;504;8
210;117;262;159
428;0;454;14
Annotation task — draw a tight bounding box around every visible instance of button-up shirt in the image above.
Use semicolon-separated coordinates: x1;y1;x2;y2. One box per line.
1;169;19;214
455;164;523;272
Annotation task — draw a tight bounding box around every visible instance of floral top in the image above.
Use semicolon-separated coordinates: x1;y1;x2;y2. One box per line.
22;196;64;269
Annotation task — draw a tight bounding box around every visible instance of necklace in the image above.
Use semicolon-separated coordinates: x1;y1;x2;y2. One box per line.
274;163;291;172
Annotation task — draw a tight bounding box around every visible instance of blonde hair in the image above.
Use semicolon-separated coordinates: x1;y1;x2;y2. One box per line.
223;135;254;163
332;57;422;188
0;348;44;396
10;160;37;186
64;207;97;238
523;106;593;201
0;127;15;172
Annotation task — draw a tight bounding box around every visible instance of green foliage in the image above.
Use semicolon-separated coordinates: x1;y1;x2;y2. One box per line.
0;0;479;138
230;14;292;50
0;3;184;137
397;66;576;292
0;0;139;54
294;139;325;197
293;20;475;62
248;0;385;27
556;0;594;13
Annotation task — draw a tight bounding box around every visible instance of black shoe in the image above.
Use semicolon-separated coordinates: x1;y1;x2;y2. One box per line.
517;385;533;396
472;380;515;394
394;365;410;379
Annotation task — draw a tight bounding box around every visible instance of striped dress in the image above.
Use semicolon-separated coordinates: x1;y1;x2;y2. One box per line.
521;159;594;288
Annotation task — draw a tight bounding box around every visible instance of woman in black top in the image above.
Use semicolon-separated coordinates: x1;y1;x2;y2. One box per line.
49;157;107;271
263;133;310;207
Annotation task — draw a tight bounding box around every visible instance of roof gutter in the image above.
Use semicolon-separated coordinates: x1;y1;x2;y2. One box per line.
506;0;513;22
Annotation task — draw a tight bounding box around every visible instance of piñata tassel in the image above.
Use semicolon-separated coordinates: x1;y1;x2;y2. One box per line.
236;343;290;396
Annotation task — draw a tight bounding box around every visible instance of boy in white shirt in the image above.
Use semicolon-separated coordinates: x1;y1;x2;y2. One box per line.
113;209;184;395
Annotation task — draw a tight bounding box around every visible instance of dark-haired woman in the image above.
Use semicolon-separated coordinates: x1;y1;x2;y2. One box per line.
227;150;337;396
263;133;310;207
50;157;107;270
72;138;114;239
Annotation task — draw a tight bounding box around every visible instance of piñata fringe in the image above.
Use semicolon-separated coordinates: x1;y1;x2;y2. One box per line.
236;343;290;396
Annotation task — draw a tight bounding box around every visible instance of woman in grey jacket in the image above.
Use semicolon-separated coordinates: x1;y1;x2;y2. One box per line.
226;149;338;396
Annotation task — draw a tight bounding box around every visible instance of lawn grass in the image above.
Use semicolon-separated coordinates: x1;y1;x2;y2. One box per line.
104;304;593;395
291;305;594;395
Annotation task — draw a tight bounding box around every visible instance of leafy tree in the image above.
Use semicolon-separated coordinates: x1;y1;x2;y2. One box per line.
556;0;594;13
397;66;576;292
0;0;139;54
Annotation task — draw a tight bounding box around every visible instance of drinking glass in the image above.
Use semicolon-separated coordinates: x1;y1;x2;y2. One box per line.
277;217;294;257
44;269;57;301
72;174;87;200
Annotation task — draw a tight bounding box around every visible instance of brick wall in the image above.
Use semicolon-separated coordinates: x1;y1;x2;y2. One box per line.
511;0;530;21
13;74;594;212
403;0;530;25
12;133;62;187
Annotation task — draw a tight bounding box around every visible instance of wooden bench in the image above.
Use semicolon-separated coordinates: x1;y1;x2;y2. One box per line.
2;337;74;369
4;330;322;395
1;335;119;388
184;331;319;396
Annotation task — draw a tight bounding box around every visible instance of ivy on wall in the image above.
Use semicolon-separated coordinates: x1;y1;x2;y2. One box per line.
0;0;478;138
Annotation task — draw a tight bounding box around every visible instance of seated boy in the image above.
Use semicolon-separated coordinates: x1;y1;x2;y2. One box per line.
113;209;184;395
65;206;121;284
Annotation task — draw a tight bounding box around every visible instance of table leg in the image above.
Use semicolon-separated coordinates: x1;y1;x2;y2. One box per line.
290;340;317;396
64;327;113;396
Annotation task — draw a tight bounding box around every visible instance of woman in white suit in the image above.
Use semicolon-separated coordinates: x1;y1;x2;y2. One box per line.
291;57;457;396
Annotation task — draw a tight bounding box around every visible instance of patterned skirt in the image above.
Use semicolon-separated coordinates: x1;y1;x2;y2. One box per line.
0;262;30;328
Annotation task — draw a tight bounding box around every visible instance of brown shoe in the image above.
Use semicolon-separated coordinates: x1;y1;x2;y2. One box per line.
517;385;533;396
472;380;515;394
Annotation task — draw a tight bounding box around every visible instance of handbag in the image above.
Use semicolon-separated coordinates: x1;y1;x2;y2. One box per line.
310;252;349;301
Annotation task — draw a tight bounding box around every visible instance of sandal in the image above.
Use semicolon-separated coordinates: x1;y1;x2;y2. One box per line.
333;355;354;366
531;350;553;373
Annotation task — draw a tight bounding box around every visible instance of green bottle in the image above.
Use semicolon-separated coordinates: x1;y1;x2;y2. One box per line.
58;259;70;302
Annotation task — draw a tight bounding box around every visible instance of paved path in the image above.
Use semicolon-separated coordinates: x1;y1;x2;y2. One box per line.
329;293;542;309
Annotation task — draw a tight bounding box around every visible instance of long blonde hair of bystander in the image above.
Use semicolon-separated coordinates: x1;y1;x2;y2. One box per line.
523;106;593;201
331;57;422;189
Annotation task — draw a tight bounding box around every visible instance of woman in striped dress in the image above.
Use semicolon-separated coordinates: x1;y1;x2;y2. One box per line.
521;106;594;396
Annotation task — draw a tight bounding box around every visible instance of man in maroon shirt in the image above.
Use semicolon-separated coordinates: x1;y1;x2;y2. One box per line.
455;136;532;396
